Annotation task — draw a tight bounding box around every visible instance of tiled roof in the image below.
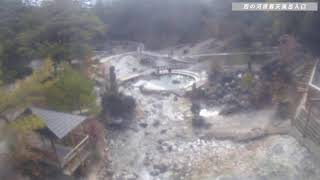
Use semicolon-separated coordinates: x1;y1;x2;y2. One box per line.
30;107;87;139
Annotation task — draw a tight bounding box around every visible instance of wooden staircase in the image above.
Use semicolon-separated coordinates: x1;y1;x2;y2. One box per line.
295;108;320;145
61;135;92;175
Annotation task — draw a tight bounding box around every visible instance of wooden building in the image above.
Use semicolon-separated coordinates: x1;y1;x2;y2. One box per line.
21;107;93;175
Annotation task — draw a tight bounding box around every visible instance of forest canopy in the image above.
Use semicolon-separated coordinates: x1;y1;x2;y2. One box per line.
0;0;105;81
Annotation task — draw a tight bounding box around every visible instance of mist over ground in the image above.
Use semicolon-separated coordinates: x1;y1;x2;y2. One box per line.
96;0;320;51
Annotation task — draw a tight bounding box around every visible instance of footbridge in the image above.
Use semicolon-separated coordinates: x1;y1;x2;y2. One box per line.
97;40;278;65
154;64;189;74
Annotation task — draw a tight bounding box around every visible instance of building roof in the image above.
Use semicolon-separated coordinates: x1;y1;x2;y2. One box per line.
30;107;87;139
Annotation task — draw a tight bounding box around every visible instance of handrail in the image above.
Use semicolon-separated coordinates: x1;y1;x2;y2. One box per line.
62;135;90;166
187;51;278;58
309;59;320;91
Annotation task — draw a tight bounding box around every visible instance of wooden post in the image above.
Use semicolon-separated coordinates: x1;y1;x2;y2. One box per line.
40;135;46;146
71;133;76;147
248;59;252;73
78;94;82;115
303;103;312;138
50;138;61;167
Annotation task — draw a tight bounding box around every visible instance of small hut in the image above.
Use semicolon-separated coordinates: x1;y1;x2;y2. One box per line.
18;107;93;175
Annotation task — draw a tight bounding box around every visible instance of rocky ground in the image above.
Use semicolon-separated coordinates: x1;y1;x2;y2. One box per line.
95;41;320;180
101;87;320;180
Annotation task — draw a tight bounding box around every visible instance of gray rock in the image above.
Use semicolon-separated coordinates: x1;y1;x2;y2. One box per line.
139;123;148;128
272;144;284;155
153;121;160;127
154;164;168;174
160;129;167;134
124;173;138;180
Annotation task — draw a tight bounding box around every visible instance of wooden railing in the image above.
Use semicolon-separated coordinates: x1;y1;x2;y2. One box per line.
61;135;90;167
154;64;188;71
309;59;320;91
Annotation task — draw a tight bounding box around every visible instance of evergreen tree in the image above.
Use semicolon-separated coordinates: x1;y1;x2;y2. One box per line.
46;63;95;112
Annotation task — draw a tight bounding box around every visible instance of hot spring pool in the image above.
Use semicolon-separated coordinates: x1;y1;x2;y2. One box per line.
137;74;196;91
